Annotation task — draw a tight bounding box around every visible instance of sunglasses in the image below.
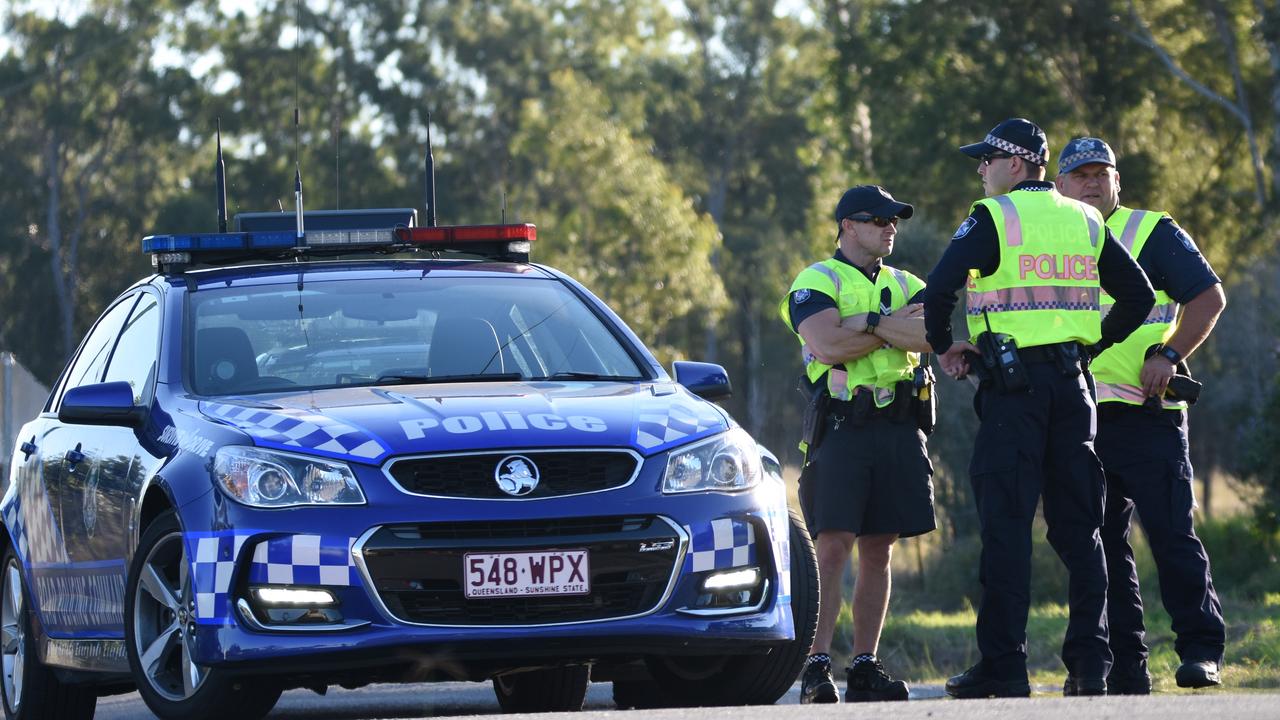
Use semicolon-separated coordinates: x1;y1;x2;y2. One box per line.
845;214;899;227
980;152;1015;166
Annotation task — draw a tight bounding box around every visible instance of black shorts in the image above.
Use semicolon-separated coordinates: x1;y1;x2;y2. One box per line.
798;414;936;538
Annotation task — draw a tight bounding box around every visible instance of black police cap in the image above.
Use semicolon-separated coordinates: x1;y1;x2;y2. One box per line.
834;185;914;223
959;118;1050;167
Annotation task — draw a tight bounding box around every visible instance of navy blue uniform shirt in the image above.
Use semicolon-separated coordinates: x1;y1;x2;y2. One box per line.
1129;217;1220;304
922;181;1155;353
788;249;926;332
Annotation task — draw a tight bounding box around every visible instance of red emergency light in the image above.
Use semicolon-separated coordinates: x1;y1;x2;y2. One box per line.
400;224;537;244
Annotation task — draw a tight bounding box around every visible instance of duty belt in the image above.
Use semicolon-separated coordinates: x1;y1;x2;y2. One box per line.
1017;342;1084;364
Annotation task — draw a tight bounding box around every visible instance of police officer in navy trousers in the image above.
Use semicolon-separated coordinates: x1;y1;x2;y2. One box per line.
1056;137;1227;692
922;119;1155;697
780;186;937;704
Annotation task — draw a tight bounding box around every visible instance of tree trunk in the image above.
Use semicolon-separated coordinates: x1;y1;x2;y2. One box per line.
43;133;74;364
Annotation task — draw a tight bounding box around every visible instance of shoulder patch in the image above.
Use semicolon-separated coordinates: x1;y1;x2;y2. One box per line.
1174;228;1200;255
952;217;977;239
793;288;811;303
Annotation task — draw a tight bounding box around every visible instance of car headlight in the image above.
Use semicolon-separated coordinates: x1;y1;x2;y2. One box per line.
661;428;762;494
213;446;365;507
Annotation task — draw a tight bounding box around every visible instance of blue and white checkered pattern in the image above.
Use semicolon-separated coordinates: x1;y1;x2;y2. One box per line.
3;465;70;566
188;531;362;623
682;518;756;573
189;531;255;622
201;401;388;462
634;398;726;451
248;534;361;587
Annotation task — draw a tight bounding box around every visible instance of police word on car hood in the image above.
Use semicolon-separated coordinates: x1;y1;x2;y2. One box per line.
198;381;730;463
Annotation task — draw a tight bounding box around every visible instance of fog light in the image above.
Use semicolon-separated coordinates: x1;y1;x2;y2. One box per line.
702;567;760;592
252;586;337;606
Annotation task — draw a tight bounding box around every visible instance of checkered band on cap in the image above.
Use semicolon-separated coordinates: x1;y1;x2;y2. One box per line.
1059;148;1113;171
985;134;1046;166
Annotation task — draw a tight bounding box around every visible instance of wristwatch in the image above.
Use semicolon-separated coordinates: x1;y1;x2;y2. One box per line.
1156;344;1182;365
864;312;881;334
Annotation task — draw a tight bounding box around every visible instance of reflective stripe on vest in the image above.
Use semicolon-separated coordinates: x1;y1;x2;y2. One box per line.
779;259;922;405
964;190;1104;347
1094;207;1184;409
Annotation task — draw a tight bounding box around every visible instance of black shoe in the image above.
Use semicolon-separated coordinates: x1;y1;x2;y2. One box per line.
1062;674;1106;696
800;657;840;704
945;663;1031;699
1107;662;1152;695
845;657;909;702
1175;660;1221;688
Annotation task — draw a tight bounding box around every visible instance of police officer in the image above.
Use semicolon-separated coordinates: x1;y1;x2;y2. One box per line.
1055;137;1227;693
921;119;1155;698
780;185;936;704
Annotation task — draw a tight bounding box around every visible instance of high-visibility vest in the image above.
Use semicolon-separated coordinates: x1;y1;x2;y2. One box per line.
779;258;924;406
1092;206;1185;408
964;189;1105;347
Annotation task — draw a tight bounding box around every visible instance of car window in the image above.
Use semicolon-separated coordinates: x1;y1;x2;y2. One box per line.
53;294;139;408
187;275;646;394
103;294;160;403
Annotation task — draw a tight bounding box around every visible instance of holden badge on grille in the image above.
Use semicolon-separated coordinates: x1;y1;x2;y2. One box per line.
495;455;540;496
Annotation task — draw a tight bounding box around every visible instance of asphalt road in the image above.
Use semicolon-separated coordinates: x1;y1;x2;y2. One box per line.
92;681;1279;719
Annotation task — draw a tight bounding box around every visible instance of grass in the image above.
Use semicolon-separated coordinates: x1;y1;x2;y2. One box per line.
829;597;1280;691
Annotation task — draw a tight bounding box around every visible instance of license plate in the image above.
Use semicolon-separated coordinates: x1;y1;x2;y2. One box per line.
464;549;590;599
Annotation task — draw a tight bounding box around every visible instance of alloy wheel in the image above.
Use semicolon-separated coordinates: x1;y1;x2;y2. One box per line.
132;531;205;701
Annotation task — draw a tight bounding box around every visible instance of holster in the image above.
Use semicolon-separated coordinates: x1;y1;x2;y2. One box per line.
1051;342;1082;377
801;381;830;455
891;380;915;423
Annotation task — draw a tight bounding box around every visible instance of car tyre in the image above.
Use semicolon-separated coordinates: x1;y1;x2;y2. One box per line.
640;507;820;706
124;511;281;720
0;549;96;720
492;665;589;712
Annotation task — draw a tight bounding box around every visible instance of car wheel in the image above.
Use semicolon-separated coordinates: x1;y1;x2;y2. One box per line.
492;665;589;712
0;550;96;720
124;511;281;720
642;507;820;706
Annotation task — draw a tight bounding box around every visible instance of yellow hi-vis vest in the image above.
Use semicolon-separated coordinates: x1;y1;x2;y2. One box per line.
779;258;924;406
1091;206;1185;409
964;189;1105;347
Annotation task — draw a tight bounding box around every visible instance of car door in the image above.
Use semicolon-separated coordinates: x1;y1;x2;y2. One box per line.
56;292;163;636
33;294;138;633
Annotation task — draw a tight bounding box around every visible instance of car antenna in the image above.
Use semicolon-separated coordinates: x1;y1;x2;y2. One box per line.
501;190;507;224
292;0;305;252
215;118;228;233
424;111;437;227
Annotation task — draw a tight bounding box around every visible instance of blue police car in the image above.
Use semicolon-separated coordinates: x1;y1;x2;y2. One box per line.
3;207;818;719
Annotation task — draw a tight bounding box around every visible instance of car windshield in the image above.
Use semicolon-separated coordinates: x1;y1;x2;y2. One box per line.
187;274;647;395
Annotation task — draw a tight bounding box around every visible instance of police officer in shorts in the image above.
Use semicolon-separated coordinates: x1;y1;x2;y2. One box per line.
780;185;937;704
921;119;1155;697
1056;137;1227;692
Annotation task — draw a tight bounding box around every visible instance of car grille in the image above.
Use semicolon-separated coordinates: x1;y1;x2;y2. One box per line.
358;516;682;625
385;450;639;499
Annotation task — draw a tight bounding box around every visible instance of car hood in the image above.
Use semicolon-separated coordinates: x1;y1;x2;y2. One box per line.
198;381;731;464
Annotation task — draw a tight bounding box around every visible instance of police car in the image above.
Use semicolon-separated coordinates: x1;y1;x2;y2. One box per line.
3;203;818;719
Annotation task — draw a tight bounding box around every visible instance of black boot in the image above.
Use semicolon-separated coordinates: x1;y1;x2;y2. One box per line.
945;663;1031;699
1107;660;1152;695
1175;660;1221;688
845;657;909;702
799;656;839;704
1062;673;1106;696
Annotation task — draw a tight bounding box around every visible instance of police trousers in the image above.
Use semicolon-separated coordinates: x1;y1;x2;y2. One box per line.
969;362;1110;679
1096;403;1225;668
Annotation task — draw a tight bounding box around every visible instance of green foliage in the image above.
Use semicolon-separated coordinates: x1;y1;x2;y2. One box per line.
509;70;727;360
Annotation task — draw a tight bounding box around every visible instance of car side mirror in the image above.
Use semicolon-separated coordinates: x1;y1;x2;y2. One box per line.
59;381;146;427
673;361;732;401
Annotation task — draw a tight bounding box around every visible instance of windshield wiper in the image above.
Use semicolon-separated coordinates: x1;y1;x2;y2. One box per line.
376;372;523;385
536;372;643;381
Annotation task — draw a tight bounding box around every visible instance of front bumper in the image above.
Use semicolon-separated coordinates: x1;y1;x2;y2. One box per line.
181;471;794;672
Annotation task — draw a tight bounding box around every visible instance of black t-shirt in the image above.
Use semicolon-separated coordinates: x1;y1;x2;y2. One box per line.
787;250;925;332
